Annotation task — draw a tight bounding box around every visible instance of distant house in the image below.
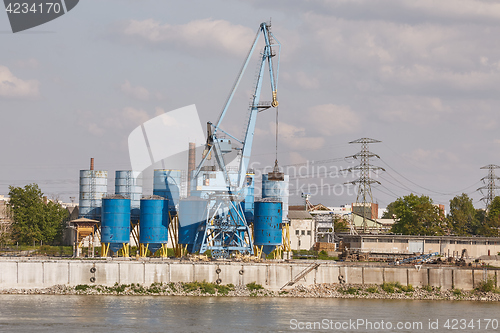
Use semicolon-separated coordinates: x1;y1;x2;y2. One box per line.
288;210;315;251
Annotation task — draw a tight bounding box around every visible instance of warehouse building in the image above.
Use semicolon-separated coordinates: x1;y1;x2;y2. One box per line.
341;234;500;258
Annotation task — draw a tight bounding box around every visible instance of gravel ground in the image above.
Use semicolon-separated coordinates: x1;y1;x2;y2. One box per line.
0;283;499;301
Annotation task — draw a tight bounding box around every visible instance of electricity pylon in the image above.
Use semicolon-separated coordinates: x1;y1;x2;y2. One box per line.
345;138;385;232
477;164;500;211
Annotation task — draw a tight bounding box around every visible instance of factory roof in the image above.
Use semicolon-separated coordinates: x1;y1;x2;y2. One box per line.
288;211;313;220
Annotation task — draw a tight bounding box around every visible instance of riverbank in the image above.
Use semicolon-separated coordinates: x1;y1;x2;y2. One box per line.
1;282;500;301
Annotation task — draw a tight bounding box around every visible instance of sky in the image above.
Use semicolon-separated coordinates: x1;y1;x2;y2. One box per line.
1;0;500;211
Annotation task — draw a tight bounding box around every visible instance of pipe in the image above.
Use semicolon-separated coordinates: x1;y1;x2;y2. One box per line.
90;158;94;171
188;142;196;197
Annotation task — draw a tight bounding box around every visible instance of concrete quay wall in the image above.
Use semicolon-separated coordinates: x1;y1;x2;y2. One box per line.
0;259;496;291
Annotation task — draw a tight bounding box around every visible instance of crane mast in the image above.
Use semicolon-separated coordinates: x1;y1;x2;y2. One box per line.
189;22;280;258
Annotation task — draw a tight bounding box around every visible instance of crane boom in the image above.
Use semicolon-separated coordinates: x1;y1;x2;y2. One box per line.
192;22;280;197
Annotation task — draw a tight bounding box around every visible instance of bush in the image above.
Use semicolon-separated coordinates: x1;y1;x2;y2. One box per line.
366;286;379;293
381;282;395;293
422;285;433;292
246;282;264;291
400;284;414;292
215;284;233;295
476;277;497;293
452;288;462;296
183;282;201;293
199;281;216;295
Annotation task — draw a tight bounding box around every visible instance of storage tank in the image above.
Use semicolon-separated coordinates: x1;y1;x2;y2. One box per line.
178;198;206;253
115;170;142;222
262;174;289;222
254;200;283;255
101;196;131;256
153;169;181;213
79;170;108;220
241;172;255;224
139;196;169;256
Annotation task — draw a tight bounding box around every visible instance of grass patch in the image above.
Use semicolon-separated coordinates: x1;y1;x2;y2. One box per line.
366;286;379;293
168;282;177;292
246;282;264;291
147;282;162;294
75;284;90;291
452;288;462;296
341;287;358;295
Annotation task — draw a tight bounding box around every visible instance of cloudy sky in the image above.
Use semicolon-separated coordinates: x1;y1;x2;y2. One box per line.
1;0;499;210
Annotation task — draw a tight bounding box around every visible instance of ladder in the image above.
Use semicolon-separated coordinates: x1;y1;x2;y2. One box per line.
280;263;320;290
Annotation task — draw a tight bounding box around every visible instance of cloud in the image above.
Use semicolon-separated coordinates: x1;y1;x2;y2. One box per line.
15;58;39;69
283;71;320;90
278;122;325;150
403;148;459;170
0;65;39;99
257;0;500;25
78;107;152;137
120;80;150;100
375;96;451;124
307;104;360;135
119;18;255;56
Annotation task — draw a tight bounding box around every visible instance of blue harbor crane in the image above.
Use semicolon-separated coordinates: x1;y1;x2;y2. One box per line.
186;21;280;258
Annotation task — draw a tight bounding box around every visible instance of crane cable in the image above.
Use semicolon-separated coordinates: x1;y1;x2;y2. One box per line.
275;105;279;167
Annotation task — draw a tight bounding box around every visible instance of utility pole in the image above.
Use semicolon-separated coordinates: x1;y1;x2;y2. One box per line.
345;138;384;233
477;164;500;211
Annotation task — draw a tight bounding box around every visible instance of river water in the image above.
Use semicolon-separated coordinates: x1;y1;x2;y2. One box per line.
0;295;498;332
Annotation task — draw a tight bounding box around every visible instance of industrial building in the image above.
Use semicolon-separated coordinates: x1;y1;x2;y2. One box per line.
288;211;315;251
340;234;500;259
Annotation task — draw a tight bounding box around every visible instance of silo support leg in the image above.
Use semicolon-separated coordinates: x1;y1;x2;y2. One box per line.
160;244;168;257
254;245;263;259
101;243;110;258
275;246;282;259
122;243;130;257
139;244;149;257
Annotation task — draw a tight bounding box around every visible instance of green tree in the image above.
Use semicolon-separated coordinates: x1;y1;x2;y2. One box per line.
448;193;479;236
478;197;500;237
8;184;68;245
333;215;349;232
389;194;446;236
381;201;397;219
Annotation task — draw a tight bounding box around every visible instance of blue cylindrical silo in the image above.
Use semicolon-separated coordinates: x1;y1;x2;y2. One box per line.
242;172;255;224
139;196;169;254
115;170;142;223
178;198;206;252
79;170;107;220
153;169;181;213
101;197;131;253
262;174;289;223
254;200;283;255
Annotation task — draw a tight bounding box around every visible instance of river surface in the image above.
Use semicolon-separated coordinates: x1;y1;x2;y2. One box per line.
0;295;499;332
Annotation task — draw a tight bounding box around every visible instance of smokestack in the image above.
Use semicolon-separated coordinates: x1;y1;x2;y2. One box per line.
90;158;94;171
188;142;196;197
